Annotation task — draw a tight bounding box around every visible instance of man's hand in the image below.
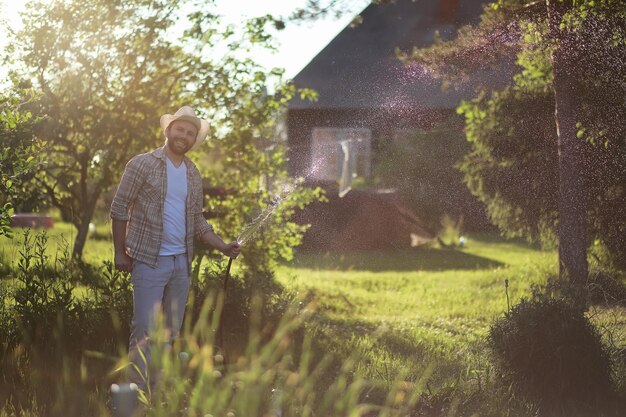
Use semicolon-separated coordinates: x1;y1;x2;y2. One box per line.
112;219;131;272
201;229;241;258
221;242;241;259
114;251;133;273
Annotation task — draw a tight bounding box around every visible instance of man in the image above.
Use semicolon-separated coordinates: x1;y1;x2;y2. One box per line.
110;106;240;388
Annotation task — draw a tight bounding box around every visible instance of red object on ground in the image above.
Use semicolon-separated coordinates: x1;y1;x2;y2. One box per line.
295;188;435;252
10;213;55;229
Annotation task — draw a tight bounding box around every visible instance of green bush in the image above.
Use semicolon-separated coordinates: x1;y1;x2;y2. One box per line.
488;296;617;416
12;230;77;349
188;256;292;357
0;230;134;413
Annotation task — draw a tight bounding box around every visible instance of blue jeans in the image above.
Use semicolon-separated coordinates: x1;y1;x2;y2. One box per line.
128;254;189;389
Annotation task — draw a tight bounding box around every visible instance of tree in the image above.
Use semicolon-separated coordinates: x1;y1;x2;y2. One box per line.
547;0;588;286
407;0;626;279
9;0;194;258
0;84;44;238
289;0;379;22
10;0;318;264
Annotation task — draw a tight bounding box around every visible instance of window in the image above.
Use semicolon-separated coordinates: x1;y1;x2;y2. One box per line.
310;127;372;182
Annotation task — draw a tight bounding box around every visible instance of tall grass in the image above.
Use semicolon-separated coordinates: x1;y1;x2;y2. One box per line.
121;299;440;417
0;226;623;416
0;232;447;417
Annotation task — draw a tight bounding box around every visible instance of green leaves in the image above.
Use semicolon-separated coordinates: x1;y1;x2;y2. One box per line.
6;0;321;262
0;88;45;238
452;0;626;265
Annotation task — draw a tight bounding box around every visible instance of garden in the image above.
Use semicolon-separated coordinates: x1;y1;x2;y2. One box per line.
1;1;626;416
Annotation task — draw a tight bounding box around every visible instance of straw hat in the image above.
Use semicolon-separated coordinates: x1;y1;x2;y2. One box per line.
160;106;210;151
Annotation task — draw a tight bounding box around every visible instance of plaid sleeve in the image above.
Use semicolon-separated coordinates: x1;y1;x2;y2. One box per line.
194;211;213;240
110;156;146;221
190;171;213;239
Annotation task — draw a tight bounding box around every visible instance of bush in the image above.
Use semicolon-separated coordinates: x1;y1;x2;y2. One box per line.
188;255;292;356
488;296;617;416
0;230;134;413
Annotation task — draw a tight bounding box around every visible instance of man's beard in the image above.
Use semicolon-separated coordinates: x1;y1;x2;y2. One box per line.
167;136;193;155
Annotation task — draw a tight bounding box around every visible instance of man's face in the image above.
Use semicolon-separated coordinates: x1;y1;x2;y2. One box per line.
165;120;198;155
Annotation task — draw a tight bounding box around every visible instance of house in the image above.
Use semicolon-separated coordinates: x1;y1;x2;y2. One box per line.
287;0;515;250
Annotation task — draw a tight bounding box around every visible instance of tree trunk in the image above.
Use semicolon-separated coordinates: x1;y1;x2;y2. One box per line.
72;188;101;260
548;0;589;287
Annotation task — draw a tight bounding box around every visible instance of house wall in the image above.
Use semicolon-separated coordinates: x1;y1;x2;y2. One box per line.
286;107;447;180
287;107;493;231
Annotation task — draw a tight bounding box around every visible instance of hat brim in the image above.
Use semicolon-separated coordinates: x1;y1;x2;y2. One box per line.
160;114;210;152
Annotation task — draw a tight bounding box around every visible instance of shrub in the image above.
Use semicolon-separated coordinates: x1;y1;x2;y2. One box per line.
12;230;77;349
0;230;134;413
488;296;616;416
187;256;291;356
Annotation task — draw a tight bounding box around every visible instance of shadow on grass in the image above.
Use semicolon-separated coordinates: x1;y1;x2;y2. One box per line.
287;247;504;272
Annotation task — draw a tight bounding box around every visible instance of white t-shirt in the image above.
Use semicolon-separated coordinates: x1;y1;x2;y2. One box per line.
159;158;188;256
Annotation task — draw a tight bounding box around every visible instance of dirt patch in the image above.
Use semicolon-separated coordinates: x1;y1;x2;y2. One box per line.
295;189;435;251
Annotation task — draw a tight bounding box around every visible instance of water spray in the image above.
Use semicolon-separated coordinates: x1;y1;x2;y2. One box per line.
217;183;298;352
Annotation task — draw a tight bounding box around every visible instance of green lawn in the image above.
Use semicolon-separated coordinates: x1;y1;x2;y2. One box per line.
2;222;623;401
275;236;624;393
277;235;556;335
0;221;115;268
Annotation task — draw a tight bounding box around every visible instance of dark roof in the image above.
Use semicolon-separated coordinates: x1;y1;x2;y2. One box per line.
289;0;513;111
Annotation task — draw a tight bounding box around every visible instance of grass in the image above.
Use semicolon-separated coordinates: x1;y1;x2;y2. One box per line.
275;235;625;400
1;221;624;415
0;221;115;268
277;235;556;335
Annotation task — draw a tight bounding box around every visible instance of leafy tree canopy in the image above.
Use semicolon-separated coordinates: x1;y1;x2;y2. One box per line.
7;0;320;271
0;84;44;238
409;0;626;267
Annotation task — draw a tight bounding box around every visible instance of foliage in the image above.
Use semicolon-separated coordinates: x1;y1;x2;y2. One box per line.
0;86;44;238
201;151;322;278
457;72;560;247
1;228;624;415
187;256;290;359
288;0;378;22
408;0;626;268
0;230;133;412
12;230;76;347
398;0;525;89
488;294;618;416
9;0;321;263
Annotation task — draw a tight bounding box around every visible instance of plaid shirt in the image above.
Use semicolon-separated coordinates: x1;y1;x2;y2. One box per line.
110;147;213;268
